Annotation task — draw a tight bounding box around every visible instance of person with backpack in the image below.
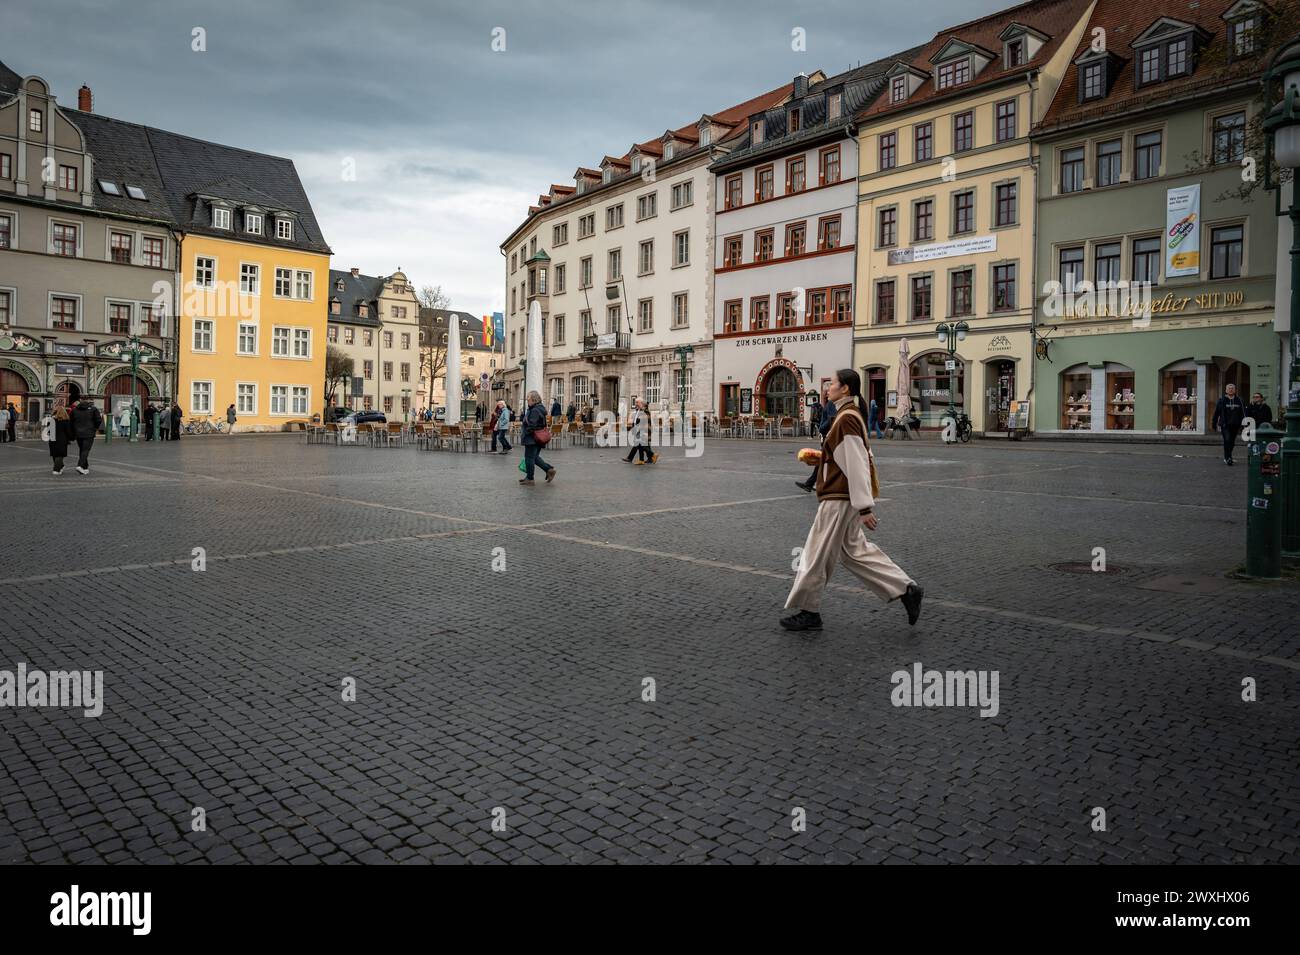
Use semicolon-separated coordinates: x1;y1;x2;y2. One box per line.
69;397;104;474
41;405;74;474
797;390;835;492
519;389;556;485
781;368;923;632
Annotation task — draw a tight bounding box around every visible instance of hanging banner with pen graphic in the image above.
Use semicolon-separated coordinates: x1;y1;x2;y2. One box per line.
1165;183;1200;278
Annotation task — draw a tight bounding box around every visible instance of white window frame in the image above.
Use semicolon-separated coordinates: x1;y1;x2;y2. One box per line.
671;180;693;210
294;270;313;300
244;212;263;235
274;266;293;298
194;255;216;289
191;380;213;415
275;218;293;240
240;262;261;296
672;292;689;328
212;206;232;230
237;322;259;356
192;318;215;353
236;381;258;416
271;325;290;357
0;286;15;325
140;233;166;269
47;291;83;332
48;217;82;257
291;386;310;416
292;327;311;359
0;209;16;251
269;384;289;416
105;298;135;336
673;229;690;267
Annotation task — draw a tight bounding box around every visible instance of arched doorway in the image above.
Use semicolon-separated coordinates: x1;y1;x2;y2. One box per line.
909;351;966;428
55;381;82;407
762;366;801;417
0;368;29;421
103;373;150;420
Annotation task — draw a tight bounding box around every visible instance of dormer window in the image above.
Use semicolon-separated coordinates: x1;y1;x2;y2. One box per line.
245;212;263;235
891;76;907;103
631;155;642;173
1132;21;1203;88
212;206;231;229
1167;38;1189;76
788;108;801;133
1007;38;1025;67
752;119;765;144
335;278;345;291
937;57;971;90
664;141;674;160
276;218;293;240
358;303;369;318
1231;16;1259;56
602;168;612;184
1081;61;1106;100
699;126;711;146
829;92;842;119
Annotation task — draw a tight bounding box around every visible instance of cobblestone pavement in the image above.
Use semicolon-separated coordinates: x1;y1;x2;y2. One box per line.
0;432;1297;864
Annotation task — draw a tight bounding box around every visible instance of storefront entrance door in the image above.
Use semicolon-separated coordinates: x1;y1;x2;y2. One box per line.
989;361;1016;430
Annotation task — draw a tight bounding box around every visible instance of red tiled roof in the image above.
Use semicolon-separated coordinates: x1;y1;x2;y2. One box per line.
1037;0;1273;132
858;0;1095;120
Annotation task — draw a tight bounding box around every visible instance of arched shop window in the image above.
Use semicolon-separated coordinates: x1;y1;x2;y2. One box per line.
1205;357;1249;429
1160;359;1199;432
763;366;801;417
1060;363;1092;430
1104;362;1135;430
909;352;964;428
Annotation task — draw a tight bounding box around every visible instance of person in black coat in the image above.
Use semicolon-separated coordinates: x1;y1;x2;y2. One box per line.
1212;384;1245;466
170;402;182;440
43;406;75;474
1245;392;1273;430
797;392;837;491
143;403;155;440
550;398;561;418
566;402;576;423
519;390;556;485
69;399;103;473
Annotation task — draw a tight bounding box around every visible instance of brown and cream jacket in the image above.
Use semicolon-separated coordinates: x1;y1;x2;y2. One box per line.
816;397;880;510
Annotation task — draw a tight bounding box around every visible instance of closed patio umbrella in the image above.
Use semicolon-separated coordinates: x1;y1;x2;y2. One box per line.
895;338;912;421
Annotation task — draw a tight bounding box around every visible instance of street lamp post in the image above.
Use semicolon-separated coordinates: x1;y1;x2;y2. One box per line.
934;321;969;420
673;343;694;433
1262;34;1300;561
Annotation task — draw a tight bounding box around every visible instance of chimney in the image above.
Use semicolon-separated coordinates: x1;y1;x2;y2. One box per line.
793;73;808;98
78;84;93;112
350;267;359;277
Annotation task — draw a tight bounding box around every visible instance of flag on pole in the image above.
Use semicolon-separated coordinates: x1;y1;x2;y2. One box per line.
481;315;493;347
492;312;505;344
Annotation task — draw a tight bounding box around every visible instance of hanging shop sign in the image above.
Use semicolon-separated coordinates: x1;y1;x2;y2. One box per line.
54;362;84;376
1165;184;1200;277
888;234;996;266
54;343;86;357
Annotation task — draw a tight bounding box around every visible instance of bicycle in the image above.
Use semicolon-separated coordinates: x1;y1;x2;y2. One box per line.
183;417;228;435
941;411;973;443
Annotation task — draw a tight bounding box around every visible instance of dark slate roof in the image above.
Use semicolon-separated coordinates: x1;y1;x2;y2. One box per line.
70;111;176;222
422;308;494;351
143;124;331;254
0;59;22;101
328;269;385;328
711;49;925;172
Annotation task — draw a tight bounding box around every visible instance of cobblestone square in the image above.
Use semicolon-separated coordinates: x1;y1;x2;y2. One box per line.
0;433;1297;864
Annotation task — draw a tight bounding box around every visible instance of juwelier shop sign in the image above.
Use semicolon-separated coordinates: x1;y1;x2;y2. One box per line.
888;235;997;266
1061;288;1247;319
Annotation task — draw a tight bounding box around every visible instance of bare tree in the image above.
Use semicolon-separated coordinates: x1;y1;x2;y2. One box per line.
418;284;451;410
324;345;354;411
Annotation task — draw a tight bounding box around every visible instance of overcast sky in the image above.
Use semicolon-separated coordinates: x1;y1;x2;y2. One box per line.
6;0;1008;316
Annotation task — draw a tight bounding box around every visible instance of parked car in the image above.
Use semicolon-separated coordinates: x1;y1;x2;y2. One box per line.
341;410;386;425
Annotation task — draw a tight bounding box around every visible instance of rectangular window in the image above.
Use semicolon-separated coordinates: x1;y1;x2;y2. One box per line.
237;383;256;415
241;263;260;295
938;58;970;89
1167;38;1189;76
273;267;291;297
51;295;78;329
244;212;263;235
950;269;973;317
953;192;974;234
237;322;257;354
1233;18;1258;56
953;111;974;152
292;387;309;416
755;230;774;262
638;236;656;275
1212;112;1246;164
671;180;693;209
914;199;934;241
1140;46;1161;84
785;222;806;257
1210;225;1243;278
879;131;897;171
0;154;11;180
193;319;214;351
788;108;801;133
914;122;932;162
383;330;393;349
276;218;293;240
141;304;162;337
996;100;1017;143
1095;242;1121;286
608;248;622;281
554;263;566;293
786;156;806;193
553;315;565;344
878;208;897;247
724;235;742;268
109;302;132;335
750;297;769;330
328;325;338;342
52;222;78;256
213;207;231;229
776;292;796;328
271;385;288;415
1007;39;1024;67
578;213;595;238
994;182;1017;227
672;293;688;328
638;298;653;333
819;146;841;184
643;371;661;407
294;328;310;357
992;263;1016;311
818;215;841;250
1132;236;1160;284
363;360;373;380
724;300;742;334
1059;246;1085;292
344;327;354;345
0;290;9;324
29;109;43;132
674;230;690;266
1096;139;1122;186
142;236;163;268
110;232;133;264
383;361;393;381
553;223;567;246
674;367;693;407
833;287;852;323
810;289;828;325
756;166;774;201
1060;146;1085;193
725;174;742;209
1082;62;1105;99
0;213;11;249
605;204;624;230
911;276;932;321
876;280;896;325
580;257;592;288
637;192;657;220
401;332;410;349
272;326;289;356
195;256;215;288
891;76;907;103
295;270;313;299
58;165;78;191
1134;131;1162;180
192;381;212;415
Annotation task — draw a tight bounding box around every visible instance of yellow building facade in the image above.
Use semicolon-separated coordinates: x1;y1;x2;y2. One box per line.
180;232;329;430
852;0;1094;432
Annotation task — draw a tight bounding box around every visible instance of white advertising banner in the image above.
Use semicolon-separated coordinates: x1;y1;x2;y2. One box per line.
887;234;997;266
1165;184;1200;278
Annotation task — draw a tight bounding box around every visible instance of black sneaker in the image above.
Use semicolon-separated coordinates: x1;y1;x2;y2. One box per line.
901;583;924;626
795;480;814;493
1226;458;1234;466
779;610;822;631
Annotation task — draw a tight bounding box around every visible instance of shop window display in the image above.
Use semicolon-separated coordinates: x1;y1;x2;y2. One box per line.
1105;368;1135;430
1061;369;1092;430
1161;362;1198;432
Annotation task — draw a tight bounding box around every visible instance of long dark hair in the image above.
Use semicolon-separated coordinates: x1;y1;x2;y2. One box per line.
836;368;870;422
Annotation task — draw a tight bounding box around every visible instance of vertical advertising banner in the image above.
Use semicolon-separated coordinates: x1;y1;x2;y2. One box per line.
1165;184;1200;277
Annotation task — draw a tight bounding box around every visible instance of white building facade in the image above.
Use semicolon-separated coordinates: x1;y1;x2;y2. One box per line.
499;83;793;418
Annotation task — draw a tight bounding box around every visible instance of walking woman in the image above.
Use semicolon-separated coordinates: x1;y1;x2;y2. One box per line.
41;404;74;475
520;390;556;485
624;399;658;465
781;368;923;631
492;399;512;454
